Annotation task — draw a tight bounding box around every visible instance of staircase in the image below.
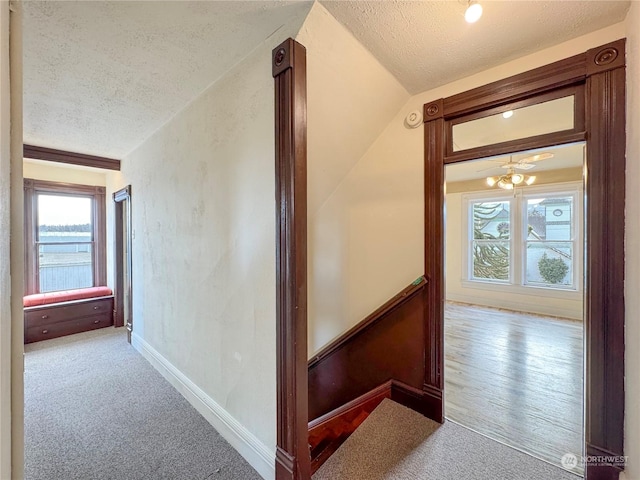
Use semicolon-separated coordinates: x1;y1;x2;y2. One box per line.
312;399;580;480
307;276;437;473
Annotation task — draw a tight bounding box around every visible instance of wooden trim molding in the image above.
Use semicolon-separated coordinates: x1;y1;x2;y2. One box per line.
113;186;132;333
442;52;587;118
424;113;445;423
113;185;131;202
308;381;392;474
424;38;626;479
444;84;587;164
307;379;429;474
93;187;107;288
23;179;36;295
273;38;310;480
23;145;120;171
584;42;626;477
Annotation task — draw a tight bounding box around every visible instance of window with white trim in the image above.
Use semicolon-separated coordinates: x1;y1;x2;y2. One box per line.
464;183;581;292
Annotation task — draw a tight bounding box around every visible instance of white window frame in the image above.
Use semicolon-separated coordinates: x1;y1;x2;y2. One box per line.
461;181;583;300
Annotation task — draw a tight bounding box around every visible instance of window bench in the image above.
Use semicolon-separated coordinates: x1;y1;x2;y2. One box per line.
23;287;114;344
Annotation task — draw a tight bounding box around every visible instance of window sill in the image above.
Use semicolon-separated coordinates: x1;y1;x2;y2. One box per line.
460;280;582;300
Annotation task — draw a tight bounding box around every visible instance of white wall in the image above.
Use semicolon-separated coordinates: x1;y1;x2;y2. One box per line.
305;20;626;355
296;3;412;354
623;3;640;479
23;159;107;186
297;2;409;216
8;2;23;478
0;2;11;476
105;30;302;479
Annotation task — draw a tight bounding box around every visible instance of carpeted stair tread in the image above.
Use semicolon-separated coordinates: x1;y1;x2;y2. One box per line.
313;398;579;480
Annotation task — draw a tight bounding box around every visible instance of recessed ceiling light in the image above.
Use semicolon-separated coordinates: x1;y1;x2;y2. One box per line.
502;110;513;119
465;1;483;23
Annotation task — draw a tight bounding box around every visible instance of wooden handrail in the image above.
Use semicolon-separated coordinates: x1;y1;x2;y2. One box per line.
308;276;427;369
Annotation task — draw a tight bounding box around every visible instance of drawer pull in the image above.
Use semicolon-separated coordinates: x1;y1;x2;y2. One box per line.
42;329;48;334
93;320;100;324
93;306;100;310
41;315;49;319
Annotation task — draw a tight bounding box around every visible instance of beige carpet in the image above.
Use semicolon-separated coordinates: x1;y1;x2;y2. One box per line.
314;399;580;480
24;327;261;480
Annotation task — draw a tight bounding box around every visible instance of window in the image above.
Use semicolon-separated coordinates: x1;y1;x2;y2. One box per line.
471;200;510;282
464;184;581;292
452;95;576;152
24;179;106;294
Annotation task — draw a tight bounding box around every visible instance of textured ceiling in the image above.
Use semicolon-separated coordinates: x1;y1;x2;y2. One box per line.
24;1;630;159
23;1;313;158
320;0;630;94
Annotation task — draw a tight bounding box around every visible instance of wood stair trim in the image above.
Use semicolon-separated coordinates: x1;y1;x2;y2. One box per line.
308;276;427;369
308;381;392;474
309;380;393;431
308;276;429;421
308;380;430;474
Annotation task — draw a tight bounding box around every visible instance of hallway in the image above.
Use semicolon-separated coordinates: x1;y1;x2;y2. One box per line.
24;328;260;480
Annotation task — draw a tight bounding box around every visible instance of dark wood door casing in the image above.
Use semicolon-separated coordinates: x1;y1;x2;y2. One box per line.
113;185;131;335
423;107;445;422
584;57;626;476
273;32;625;480
424;38;626;480
273;38;310;480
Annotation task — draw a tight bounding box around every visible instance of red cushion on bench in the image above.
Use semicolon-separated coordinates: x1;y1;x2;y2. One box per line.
24;287;113;307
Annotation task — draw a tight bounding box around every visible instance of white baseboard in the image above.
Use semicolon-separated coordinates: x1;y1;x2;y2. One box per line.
131;333;275;480
446;292;582;320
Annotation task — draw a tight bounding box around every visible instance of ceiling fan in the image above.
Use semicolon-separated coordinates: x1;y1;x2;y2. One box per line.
478;152;555;173
484;152;554;190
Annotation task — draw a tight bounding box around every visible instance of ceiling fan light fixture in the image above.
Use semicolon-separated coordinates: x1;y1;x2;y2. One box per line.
484;153;549;190
487;171;535;190
511;173;524;185
465;1;483;23
497;178;514;190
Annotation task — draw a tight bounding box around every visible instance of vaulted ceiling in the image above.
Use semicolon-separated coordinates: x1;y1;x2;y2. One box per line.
22;0;630;159
22;1;313;158
321;0;630;94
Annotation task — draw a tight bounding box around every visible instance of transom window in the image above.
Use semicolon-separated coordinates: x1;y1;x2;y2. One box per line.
464;183;581;291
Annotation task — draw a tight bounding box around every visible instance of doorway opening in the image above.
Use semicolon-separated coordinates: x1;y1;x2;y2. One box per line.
444;142;585;475
113;186;132;342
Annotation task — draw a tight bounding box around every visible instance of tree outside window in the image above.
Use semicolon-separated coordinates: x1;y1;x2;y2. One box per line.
467;189;577;290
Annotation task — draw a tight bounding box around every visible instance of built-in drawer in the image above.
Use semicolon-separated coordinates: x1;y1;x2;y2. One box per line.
24;296;114;344
25;312;111;344
24;296;113;328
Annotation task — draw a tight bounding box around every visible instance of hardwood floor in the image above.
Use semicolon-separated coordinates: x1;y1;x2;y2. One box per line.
444;302;584;476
